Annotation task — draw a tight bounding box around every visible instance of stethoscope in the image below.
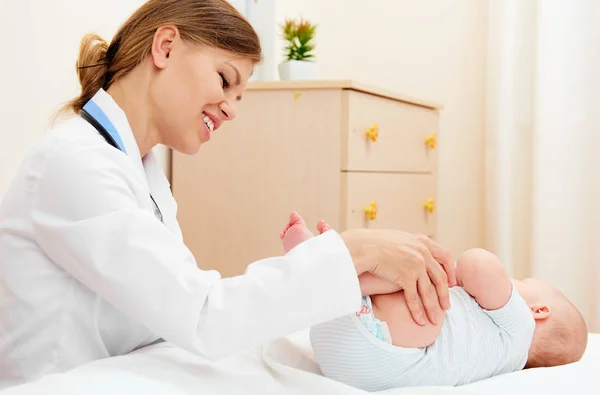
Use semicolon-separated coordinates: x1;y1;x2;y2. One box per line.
79;100;164;223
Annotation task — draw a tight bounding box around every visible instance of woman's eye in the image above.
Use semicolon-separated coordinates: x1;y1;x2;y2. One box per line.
220;72;230;89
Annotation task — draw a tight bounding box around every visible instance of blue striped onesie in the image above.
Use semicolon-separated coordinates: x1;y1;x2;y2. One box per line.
309;285;535;391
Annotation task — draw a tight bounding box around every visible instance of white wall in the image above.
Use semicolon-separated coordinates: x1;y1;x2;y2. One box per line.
0;0;488;258
274;0;489;256
529;0;600;332
0;0;170;199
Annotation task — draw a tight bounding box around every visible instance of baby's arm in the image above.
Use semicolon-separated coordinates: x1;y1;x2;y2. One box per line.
455;248;512;310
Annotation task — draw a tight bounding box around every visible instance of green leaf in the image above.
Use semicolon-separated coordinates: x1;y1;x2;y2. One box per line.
279;17;317;61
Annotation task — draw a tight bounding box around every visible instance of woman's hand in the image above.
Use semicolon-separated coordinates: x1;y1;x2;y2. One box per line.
341;229;456;326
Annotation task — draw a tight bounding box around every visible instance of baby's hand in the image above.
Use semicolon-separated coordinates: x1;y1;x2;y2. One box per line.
280;212;315;253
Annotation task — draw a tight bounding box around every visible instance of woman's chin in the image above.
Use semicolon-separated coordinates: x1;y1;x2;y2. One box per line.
169;139;203;156
189;139;206;154
184;144;202;155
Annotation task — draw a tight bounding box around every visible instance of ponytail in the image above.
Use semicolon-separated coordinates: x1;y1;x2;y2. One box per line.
57;34;110;116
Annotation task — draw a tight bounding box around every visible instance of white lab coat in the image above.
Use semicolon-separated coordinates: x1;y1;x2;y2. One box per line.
0;89;362;389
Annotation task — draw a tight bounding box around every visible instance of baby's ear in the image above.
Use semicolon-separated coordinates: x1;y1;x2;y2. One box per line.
529;304;551;320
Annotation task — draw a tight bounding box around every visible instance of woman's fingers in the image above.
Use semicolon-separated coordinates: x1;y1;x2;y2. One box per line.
402;281;427;326
402;252;444;326
419;235;457;287
406;240;449;325
443;260;458;288
341;228;453;326
418;270;444;325
423;250;451;311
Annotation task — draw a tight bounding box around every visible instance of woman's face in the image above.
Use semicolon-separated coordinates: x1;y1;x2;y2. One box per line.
149;27;254;155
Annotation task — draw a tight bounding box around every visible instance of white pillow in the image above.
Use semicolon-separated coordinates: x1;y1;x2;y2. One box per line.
460;332;600;395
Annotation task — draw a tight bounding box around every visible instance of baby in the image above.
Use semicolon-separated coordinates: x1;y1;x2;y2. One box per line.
279;212;588;391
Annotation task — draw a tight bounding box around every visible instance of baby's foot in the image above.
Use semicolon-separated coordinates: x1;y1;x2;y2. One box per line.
280;212;314;253
317;220;332;234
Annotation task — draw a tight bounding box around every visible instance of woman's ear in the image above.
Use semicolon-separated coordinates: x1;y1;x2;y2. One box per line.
151;25;179;69
529;304;551;320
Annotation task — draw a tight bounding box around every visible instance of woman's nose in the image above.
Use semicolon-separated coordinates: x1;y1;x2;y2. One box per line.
219;100;237;121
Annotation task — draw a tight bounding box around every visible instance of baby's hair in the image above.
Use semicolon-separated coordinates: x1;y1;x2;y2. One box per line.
527;293;587;368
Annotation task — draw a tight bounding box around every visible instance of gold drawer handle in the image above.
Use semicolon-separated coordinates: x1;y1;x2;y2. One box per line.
425;134;437;149
424;198;435;214
366;123;379;142
364;201;378;220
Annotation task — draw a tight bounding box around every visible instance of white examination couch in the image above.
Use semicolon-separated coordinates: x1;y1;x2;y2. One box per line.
2;331;599;395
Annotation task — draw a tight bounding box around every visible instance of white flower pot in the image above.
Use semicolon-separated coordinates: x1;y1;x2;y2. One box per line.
278;60;317;81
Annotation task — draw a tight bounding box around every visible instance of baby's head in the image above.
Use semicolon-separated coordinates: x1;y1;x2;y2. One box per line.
514;278;587;368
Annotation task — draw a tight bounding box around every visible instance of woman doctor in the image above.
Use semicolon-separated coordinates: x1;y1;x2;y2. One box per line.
0;0;455;389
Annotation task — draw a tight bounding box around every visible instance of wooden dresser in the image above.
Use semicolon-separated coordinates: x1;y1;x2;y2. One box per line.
171;80;442;277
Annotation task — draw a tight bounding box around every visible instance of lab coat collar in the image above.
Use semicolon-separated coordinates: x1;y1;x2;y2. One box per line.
87;89;176;228
89;88;146;179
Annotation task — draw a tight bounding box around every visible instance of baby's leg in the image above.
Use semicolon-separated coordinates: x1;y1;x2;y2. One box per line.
280;212;315;253
315;224;442;347
371;291;444;348
317;223;400;296
358;273;402;295
316;220;331;234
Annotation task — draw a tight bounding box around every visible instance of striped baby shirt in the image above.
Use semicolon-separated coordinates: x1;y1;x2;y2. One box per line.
310;285;535;391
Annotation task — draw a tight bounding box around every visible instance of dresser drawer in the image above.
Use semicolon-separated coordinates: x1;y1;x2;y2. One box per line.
342;90;439;172
341;172;437;236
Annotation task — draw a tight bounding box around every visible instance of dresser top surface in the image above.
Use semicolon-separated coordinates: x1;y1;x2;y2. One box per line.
245;80;443;110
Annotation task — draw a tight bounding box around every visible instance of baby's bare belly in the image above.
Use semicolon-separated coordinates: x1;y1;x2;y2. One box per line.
371;291;444;348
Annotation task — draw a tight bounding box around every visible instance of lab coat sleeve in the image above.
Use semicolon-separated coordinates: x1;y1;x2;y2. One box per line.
30;143;362;360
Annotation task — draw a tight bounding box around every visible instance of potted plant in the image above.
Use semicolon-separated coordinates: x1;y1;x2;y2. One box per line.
278;17;317;80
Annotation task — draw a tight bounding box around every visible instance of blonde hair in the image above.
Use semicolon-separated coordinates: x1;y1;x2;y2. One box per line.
58;0;261;117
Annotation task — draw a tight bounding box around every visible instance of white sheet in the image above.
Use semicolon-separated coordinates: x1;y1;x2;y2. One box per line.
2;331;599;395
